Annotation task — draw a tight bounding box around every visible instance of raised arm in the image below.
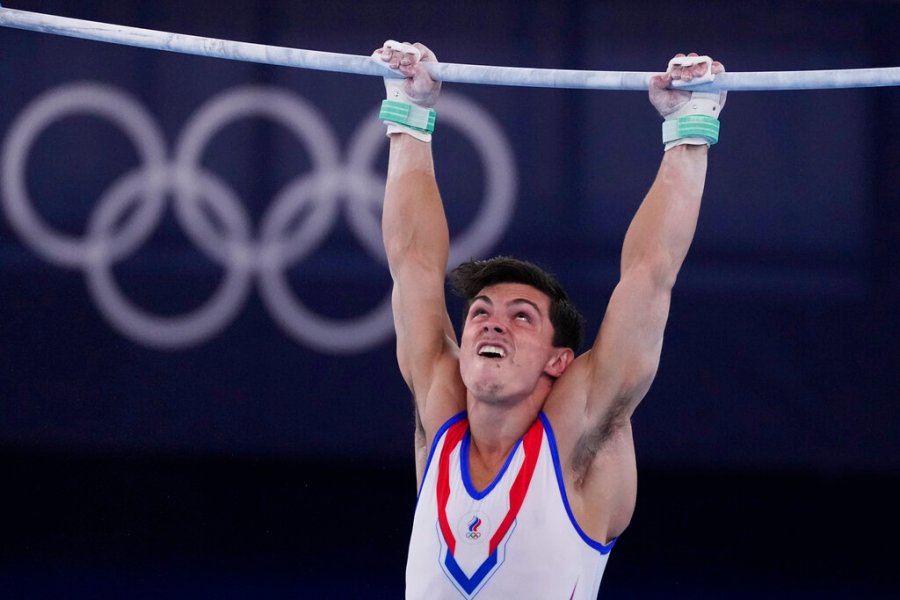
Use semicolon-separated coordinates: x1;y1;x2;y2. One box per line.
377;42;465;450
593;55;725;416
552;54;726;420
545;56;726;538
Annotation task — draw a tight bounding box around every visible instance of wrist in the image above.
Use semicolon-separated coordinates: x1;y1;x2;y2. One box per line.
389;129;433;146
387;132;435;178
663;143;709;156
661;91;721;150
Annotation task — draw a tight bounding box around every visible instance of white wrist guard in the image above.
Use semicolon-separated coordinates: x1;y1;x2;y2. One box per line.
375;40;436;143
662;55;721;151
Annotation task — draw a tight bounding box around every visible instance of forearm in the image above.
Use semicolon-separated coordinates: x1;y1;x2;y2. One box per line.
620;144;708;285
382;133;449;275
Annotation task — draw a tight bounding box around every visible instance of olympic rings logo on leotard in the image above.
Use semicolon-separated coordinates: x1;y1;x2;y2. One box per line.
1;83;517;354
459;512;489;545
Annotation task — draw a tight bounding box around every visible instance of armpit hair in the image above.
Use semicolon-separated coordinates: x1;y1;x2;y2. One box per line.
570;396;631;487
413;403;425;446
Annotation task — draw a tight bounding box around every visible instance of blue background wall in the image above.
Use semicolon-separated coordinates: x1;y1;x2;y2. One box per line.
1;0;898;597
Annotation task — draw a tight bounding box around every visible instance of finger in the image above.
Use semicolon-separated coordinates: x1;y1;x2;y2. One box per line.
389;49;403;69
380;39;398;61
650;73;670;89
379;44;399;68
413;42;436;63
377;48;399;69
399;46;417;68
668;53;686;74
690;63;704;80
383;40;418;69
398;61;417;77
684;54;702;81
386;40;420;59
668;53;687;80
398;46;419;77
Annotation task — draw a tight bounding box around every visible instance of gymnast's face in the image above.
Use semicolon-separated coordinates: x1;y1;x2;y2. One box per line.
458;283;567;404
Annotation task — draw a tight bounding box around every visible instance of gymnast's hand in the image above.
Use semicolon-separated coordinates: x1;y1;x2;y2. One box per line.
649;53;726;118
374;40;441;108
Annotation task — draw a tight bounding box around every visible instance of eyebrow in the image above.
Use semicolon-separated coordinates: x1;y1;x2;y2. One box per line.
472;295;543;316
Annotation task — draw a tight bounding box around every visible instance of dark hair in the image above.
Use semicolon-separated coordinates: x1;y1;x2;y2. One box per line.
448;256;584;352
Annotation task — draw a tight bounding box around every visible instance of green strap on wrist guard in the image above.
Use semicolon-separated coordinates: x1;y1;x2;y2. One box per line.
380;100;436;134
662;115;720;146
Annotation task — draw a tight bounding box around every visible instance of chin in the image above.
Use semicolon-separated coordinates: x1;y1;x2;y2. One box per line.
461;360;518;401
470;376;518;405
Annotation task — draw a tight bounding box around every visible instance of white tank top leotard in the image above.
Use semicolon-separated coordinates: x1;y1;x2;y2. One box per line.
406;412;615;599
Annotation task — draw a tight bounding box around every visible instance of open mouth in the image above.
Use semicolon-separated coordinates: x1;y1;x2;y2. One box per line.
477;345;506;359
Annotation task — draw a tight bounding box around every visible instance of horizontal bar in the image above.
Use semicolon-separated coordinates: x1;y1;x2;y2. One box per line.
1;6;899;91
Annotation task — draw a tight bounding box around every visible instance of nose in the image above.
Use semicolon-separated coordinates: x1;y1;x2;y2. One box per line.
483;322;505;334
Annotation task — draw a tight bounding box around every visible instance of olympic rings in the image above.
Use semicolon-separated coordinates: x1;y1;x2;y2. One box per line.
1;82;517;353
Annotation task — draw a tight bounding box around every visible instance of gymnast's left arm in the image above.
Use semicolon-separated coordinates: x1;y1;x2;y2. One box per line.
577;55;728;423
546;54;726;501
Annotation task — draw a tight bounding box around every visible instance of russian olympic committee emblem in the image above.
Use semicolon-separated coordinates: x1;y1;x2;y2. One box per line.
1;82;517;354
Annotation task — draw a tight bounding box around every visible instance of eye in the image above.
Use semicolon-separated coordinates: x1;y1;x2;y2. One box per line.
514;312;531;322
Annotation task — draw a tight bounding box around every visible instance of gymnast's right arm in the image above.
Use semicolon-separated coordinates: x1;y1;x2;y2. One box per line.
376;42;466;459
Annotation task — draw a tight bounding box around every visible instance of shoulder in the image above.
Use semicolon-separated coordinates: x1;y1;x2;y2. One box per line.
541;353;638;540
541;351;605;446
543;345;644;462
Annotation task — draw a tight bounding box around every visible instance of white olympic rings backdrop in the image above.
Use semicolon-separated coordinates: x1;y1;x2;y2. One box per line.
1;83;517;354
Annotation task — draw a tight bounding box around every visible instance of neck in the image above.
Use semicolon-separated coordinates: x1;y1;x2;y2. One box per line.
465;378;551;460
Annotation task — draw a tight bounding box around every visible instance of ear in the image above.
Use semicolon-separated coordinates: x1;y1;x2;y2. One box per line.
544;347;575;378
